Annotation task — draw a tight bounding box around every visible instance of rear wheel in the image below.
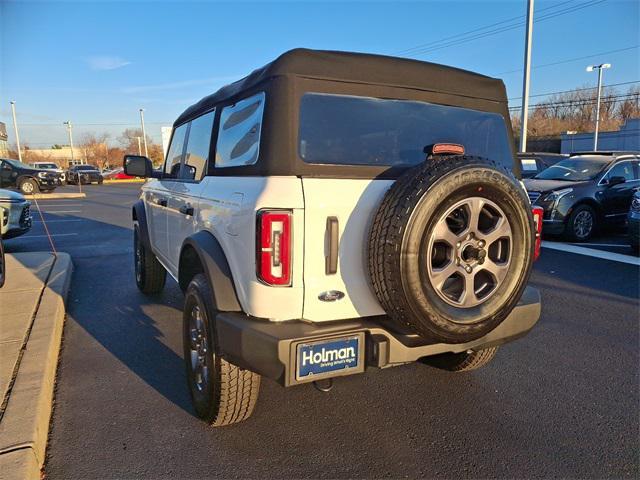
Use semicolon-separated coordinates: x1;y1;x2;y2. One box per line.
422;347;498;372
133;223;166;294
19;178;39;194
183;274;260;426
565;204;596;242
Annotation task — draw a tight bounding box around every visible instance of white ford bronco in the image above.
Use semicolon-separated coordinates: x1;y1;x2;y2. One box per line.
124;49;542;426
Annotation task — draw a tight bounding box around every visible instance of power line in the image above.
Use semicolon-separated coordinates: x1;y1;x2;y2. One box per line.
397;0;606;58
497;45;639;75
508;92;639;111
394;0;576;56
508;80;640;102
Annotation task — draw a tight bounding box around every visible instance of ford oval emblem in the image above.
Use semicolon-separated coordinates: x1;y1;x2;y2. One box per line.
318;290;345;302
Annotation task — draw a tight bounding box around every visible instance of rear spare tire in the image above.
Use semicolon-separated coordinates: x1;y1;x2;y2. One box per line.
368;156;534;344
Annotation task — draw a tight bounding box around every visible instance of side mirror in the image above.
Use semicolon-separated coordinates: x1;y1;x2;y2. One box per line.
123;155;155;178
608;176;626;187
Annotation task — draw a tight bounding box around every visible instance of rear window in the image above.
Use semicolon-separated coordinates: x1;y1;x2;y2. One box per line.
299;93;513;169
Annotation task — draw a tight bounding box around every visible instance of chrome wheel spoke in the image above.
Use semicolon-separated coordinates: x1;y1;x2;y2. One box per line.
465;197;485;233
483;217;511;245
190;349;199;370
431;261;458;289
460;272;477;307
482;258;509;284
433;220;459;247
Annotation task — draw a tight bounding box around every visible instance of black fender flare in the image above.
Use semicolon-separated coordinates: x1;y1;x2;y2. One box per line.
132;200;151;249
179;231;241;312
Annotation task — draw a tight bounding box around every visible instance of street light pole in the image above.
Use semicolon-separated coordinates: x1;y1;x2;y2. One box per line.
586;63;611;151
519;0;534;153
10;101;22;162
139;108;148;157
136;136;142;156
64;121;75;164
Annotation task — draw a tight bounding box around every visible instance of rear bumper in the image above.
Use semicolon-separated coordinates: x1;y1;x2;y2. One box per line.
216;286;541;387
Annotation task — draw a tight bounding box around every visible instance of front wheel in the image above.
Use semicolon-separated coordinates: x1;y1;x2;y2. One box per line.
565;204;596;242
133;223;166;294
19;178;39;194
183;274;261;427
422;347;498;372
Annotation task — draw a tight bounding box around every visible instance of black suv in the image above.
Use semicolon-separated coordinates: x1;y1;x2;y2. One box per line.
67;164;104;185
524;151;640;241
0;158;60;194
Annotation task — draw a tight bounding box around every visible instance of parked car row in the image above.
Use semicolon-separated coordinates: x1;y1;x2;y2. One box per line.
524;151;640;243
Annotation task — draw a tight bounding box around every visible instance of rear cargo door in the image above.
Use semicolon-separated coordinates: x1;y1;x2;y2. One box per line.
301;178;393;322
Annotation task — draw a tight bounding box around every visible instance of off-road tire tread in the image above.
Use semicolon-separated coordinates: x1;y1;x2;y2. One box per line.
134;224;166;294
211;360;261;427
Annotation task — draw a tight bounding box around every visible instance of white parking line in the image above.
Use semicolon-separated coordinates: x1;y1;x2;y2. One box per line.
38;210;82;213
542;241;640;266
34;204;83;207
32;219;84;223
22;233;78;239
570;243;629;248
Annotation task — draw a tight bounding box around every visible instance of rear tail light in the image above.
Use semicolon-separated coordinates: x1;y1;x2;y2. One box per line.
532;206;543;261
257;210;292;286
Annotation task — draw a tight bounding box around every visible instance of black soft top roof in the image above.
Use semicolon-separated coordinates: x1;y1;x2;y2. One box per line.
174;48;507;126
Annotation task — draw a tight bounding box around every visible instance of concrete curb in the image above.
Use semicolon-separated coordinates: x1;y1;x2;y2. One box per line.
0;253;73;480
24;193;86;200
103;179;145;184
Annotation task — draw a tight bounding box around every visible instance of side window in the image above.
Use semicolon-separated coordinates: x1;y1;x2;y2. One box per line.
632;160;640;180
215;92;265;168
164;123;188;178
180;110;215;181
606;162;635;182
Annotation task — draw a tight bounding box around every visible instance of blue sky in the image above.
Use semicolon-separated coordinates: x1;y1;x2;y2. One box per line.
1;0;638;148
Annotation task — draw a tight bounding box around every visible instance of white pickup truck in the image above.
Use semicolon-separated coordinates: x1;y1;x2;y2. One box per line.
124;49;542;426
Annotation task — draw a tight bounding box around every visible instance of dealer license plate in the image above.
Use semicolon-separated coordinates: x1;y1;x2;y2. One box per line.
296;335;361;380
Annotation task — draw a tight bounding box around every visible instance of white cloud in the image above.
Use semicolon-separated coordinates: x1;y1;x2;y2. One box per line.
86;55;132;71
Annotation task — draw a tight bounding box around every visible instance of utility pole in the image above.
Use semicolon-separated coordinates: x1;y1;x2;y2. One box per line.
136;136;142;156
10;101;22;162
519;0;534;153
104;142;109;168
586;63;611;151
63;121;75;164
139;108;148;157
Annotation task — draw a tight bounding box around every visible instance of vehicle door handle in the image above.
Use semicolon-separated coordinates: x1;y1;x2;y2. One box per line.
179;204;194;216
325;216;339;275
156;198;167;207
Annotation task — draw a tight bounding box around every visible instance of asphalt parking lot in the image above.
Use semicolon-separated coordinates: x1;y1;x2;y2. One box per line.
3;184;638;479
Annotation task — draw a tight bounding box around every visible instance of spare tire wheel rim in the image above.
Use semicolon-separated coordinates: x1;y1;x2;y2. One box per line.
427;196;512;310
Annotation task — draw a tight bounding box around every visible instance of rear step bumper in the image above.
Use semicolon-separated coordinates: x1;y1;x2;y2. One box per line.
215;286;541;387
